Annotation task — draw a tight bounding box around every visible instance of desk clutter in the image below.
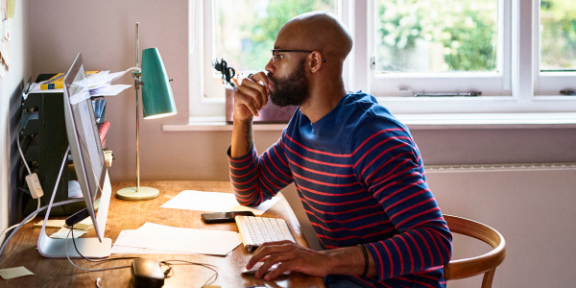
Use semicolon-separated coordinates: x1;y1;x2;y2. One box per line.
18;74;115;218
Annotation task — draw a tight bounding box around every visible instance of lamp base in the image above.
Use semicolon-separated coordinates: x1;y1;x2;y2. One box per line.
116;186;159;201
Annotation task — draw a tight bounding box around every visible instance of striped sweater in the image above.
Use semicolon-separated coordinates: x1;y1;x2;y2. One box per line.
228;92;452;288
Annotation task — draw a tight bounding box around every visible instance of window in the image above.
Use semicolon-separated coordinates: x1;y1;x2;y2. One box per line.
189;0;576;119
370;0;509;97
534;0;576;95
206;0;338;99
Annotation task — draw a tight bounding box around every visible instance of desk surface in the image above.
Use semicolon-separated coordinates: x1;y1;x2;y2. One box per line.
0;181;325;288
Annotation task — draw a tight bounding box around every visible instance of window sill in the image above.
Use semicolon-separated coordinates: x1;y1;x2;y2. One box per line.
163;113;576;132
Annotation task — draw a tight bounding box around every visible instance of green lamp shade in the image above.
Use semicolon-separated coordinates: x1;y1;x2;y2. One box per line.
141;48;177;119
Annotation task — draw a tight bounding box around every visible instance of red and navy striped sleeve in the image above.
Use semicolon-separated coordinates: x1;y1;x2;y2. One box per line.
228;130;294;206
351;121;453;281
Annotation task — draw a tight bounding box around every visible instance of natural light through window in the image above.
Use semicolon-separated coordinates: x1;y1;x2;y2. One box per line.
375;0;498;74
539;0;576;72
213;0;338;77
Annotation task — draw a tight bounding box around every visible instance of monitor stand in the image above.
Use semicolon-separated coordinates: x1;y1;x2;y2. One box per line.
37;172;112;259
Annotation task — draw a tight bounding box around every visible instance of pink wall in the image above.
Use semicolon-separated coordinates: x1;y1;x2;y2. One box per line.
29;1;576;183
27;1;576;287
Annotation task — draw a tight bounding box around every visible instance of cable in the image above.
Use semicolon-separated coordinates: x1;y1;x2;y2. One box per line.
65;228;133;272
69;227;138;263
0;198;40;242
0;198;83;257
17;110;32;175
0;147;77;257
2;110;40;241
160;259;219;287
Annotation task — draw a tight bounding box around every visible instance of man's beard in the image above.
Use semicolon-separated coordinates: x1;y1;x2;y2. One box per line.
268;59;310;107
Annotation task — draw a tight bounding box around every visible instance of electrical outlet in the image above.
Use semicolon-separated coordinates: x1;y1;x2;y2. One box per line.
25;173;44;199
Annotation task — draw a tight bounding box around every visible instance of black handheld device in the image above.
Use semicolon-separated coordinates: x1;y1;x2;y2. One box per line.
201;211;255;223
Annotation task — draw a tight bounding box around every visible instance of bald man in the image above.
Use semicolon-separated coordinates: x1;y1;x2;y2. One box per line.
228;12;452;288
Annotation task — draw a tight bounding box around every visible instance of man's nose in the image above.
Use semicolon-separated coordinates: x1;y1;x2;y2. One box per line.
265;58;275;73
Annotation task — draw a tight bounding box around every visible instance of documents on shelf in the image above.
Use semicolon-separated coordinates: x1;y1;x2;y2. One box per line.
27;67;134;97
160;190;280;215
112;222;242;256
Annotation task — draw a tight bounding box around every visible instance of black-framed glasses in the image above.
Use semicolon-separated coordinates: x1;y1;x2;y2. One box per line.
271;49;327;63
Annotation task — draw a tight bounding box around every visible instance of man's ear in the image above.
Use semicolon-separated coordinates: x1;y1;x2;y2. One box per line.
309;51;323;73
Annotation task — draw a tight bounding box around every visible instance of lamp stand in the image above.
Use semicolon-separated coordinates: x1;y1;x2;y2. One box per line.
116;22;160;201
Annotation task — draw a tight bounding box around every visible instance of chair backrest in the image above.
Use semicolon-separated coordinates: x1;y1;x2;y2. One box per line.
443;214;506;288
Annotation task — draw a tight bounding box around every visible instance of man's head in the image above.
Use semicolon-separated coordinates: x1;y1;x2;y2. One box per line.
266;12;353;107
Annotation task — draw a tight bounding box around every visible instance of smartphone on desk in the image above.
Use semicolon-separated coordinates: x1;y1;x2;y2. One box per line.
201;211;255;223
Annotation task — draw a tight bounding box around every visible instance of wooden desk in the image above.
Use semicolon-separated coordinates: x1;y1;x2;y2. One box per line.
0;181;325;288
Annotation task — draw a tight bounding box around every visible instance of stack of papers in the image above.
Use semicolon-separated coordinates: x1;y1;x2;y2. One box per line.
111;222;242;256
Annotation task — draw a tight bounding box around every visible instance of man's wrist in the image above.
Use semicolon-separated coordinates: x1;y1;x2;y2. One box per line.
320;246;365;276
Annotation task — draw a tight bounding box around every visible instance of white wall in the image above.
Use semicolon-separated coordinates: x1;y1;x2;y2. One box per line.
0;0;31;240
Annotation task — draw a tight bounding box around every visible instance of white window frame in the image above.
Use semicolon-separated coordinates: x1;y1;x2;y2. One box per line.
189;0;576;119
532;0;576;96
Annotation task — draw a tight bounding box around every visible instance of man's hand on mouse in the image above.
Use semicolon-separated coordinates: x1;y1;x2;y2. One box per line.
233;72;270;121
245;240;331;280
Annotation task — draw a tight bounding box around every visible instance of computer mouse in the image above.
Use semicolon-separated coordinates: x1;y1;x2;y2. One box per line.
131;257;165;288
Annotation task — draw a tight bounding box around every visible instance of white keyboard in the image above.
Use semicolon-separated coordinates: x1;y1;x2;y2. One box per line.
235;216;296;252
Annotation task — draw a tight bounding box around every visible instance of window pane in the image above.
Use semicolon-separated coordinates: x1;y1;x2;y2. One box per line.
540;0;576;71
213;0;338;73
374;0;498;74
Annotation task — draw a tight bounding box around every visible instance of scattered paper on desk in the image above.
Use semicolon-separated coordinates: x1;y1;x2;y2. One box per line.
113;222;242;256
161;190;280;215
111;231;197;254
34;220;65;228
0;266;34;280
49;227;87;239
35;218;93;230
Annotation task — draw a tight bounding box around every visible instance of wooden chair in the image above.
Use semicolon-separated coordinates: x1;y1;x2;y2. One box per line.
443;215;506;288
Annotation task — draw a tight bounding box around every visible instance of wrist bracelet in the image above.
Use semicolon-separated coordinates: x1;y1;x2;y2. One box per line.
357;244;369;277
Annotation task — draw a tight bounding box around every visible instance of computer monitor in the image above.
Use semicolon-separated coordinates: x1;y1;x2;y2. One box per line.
37;53;112;258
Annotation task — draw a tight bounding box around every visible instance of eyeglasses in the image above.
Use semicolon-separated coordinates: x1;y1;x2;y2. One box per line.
271;49;327;63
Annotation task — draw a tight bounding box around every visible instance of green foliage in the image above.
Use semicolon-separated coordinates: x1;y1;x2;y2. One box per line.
540;0;576;69
377;0;497;72
241;0;336;71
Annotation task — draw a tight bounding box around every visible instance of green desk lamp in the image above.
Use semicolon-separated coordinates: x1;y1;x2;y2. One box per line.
116;23;177;201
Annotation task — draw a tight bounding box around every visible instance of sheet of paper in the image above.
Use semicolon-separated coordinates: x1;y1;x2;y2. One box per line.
0;266;34;280
49;227;87;239
113;222;242;256
111;231;197;254
90;84;131;96
34;220;65;228
6;0;14;19
161;190;280;215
